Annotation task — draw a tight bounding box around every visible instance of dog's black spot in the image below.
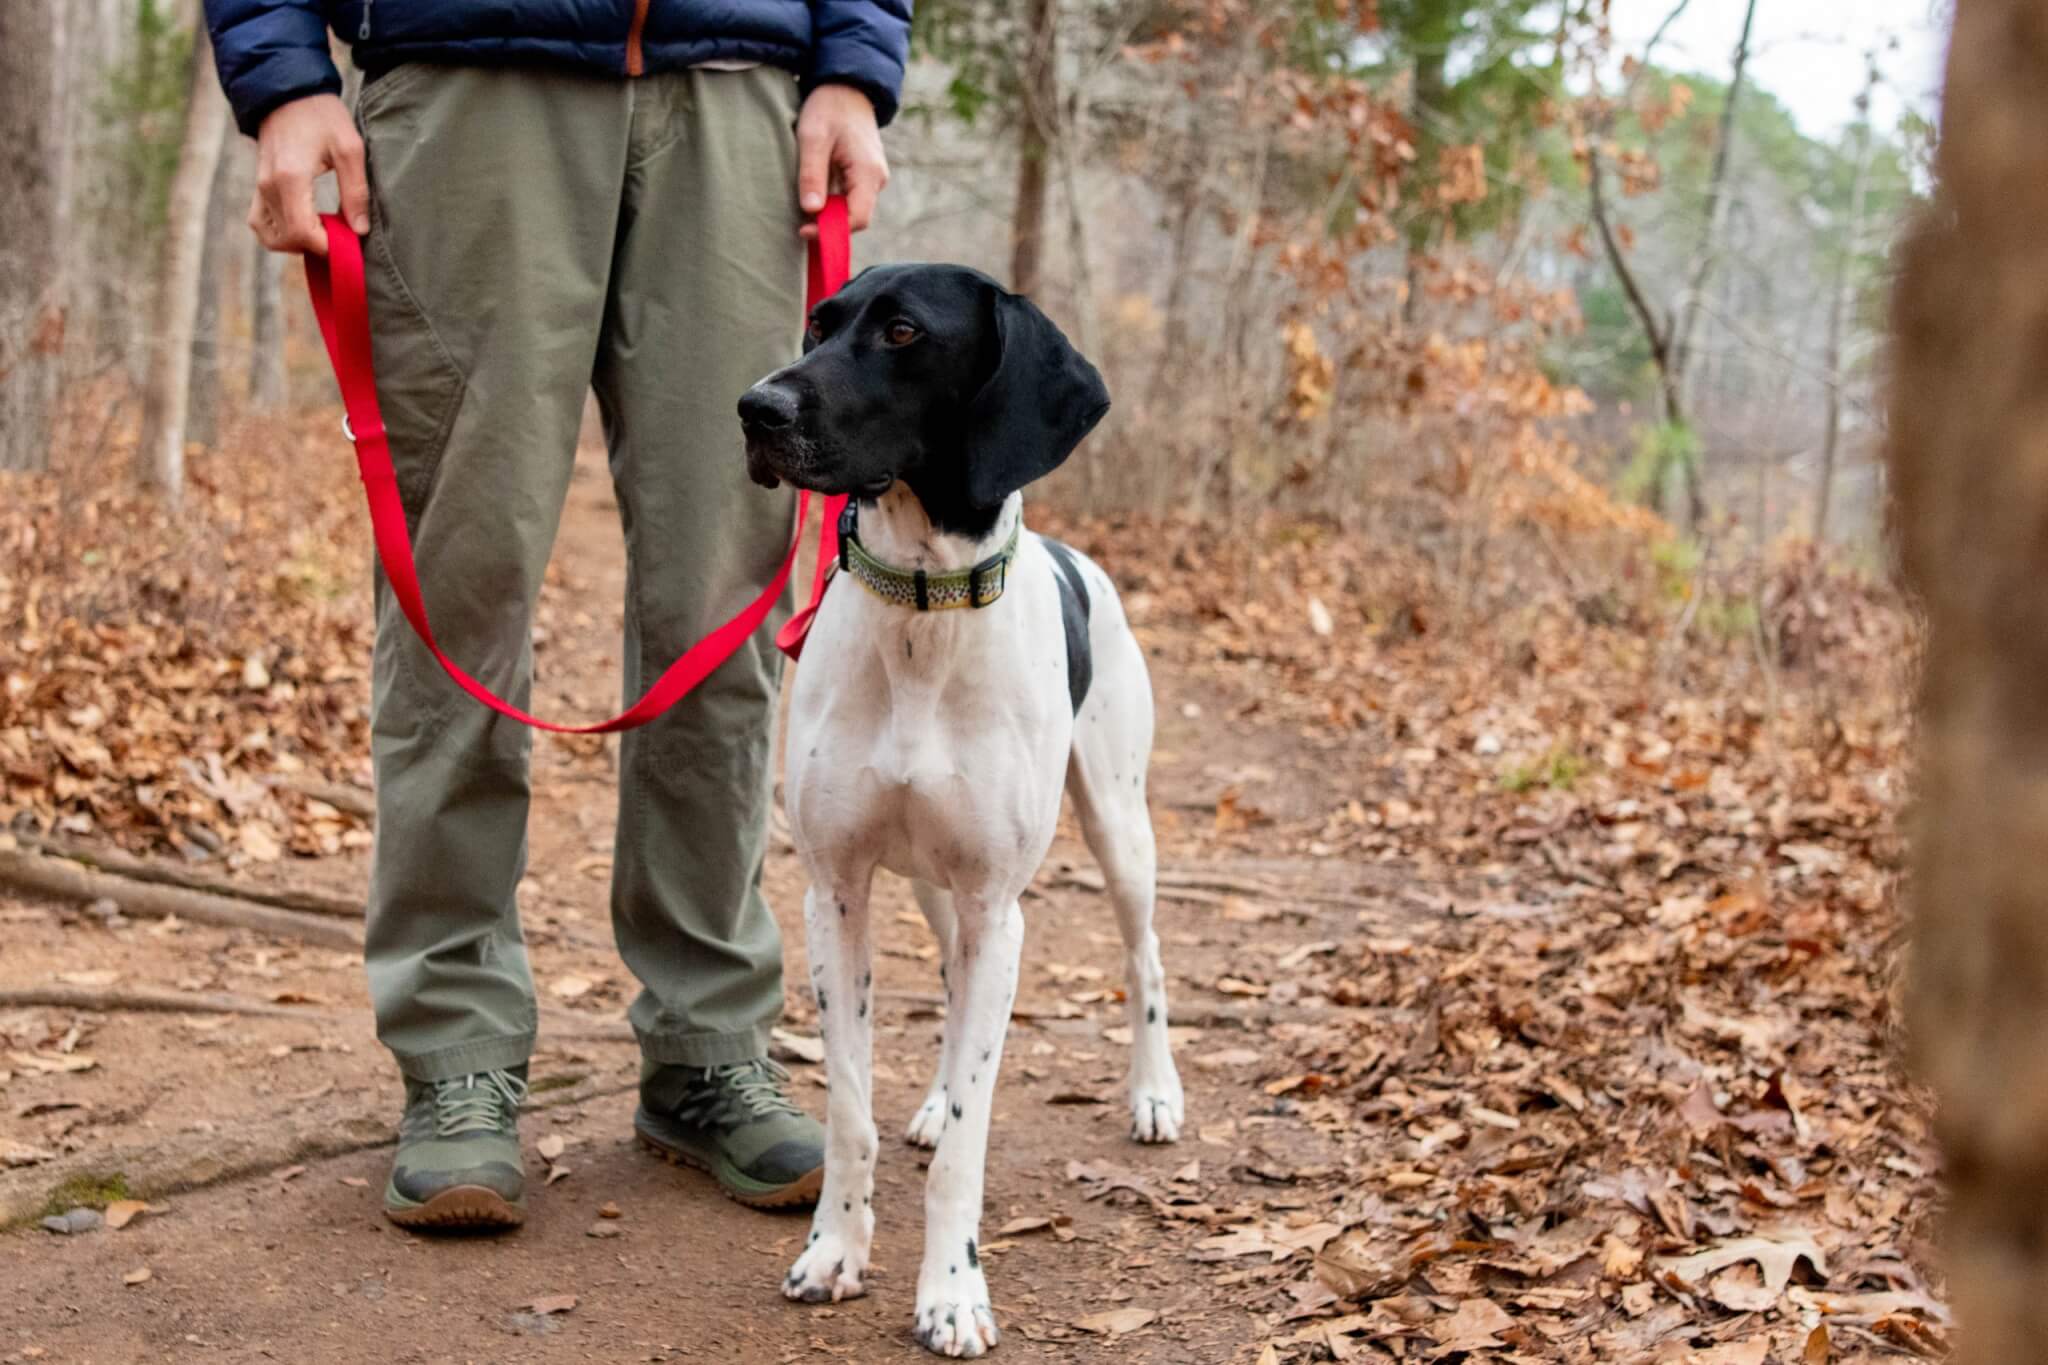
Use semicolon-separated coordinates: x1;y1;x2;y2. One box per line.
809;1231;819;1244
1042;539;1093;714
906;639;914;659
838;901;846;917
951;1101;963;1120
818;991;828;1012
967;1238;979;1268
857;998;867;1020
1147;1005;1158;1025
844;1199;851;1212
981;1047;992;1063
862;971;872;989
970;1072;977;1084
950;1265;957;1275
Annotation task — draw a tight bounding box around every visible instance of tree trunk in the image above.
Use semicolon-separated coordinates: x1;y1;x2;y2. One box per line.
1890;4;2048;1362
186;120;237;451
136;38;230;505
0;0;68;474
1813;59;1879;546
250;248;288;410
1639;0;1757;533
1403;42;1448;327
1148;174;1202;407
1009;0;1057;296
1669;0;1758;406
1586;143;1683;433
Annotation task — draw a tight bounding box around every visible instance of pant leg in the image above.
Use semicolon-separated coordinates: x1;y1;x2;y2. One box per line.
357;65;630;1082
594;68;807;1067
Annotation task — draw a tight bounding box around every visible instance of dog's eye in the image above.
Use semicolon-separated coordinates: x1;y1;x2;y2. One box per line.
805;315;824;342
883;319;922;347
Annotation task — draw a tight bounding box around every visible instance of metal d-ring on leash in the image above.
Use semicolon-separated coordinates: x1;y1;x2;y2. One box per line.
308;196;853;734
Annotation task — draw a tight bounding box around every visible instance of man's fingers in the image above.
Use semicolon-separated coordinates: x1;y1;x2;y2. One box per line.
245;187;285;253
845;167;881;234
796;120;833;215
268;168;328;256
334;131;371;236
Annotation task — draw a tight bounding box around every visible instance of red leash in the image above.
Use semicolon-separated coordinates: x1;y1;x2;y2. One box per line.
304;197;850;734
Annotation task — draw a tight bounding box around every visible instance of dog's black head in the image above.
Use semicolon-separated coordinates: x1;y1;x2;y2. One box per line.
738;263;1110;536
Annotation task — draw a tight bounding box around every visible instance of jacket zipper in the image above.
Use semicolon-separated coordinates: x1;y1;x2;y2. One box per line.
358;0;373;41
625;0;649;75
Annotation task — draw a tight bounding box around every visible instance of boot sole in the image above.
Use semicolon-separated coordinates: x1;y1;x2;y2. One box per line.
385;1184;526;1230
636;1129;823;1210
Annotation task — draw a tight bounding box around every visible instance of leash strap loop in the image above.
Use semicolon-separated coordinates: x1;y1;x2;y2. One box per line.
305;196;851;734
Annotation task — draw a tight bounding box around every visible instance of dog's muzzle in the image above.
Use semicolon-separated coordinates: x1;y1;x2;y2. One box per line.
740;382;805;489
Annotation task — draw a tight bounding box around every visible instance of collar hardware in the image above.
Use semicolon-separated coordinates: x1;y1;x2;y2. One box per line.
836;502;1020;612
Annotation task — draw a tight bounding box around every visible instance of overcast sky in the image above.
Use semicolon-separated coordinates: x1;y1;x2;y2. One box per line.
1608;0;1949;141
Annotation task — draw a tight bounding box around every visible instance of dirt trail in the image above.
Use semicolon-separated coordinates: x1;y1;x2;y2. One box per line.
0;446;1388;1363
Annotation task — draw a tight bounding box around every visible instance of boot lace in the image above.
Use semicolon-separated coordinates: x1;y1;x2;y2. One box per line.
678;1060;801;1123
429;1069;528;1137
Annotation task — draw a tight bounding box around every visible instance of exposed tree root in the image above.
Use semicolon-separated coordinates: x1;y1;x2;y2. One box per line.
0;849;363;951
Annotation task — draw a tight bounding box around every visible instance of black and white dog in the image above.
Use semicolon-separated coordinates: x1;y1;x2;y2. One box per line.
739;265;1184;1357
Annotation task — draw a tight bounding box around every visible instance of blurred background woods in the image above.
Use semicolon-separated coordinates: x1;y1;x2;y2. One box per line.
0;0;1944;917
0;1;1933;576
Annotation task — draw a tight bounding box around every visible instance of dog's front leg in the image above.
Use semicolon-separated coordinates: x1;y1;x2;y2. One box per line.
905;879;958;1148
912;894;1022;1358
784;879;877;1304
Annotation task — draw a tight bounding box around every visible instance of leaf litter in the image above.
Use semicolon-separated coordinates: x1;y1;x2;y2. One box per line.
0;422;1942;1362
1033;512;1940;1363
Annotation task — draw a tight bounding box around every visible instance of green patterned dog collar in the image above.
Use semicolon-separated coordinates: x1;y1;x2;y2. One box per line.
838;502;1021;611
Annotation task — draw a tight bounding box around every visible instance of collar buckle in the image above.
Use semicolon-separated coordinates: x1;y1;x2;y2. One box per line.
967;552;1006;608
836;500;858;572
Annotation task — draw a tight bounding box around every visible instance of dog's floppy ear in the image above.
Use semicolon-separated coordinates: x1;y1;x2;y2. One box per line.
961;288;1111;509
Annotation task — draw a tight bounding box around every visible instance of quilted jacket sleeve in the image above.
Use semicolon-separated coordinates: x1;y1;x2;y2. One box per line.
806;0;912;126
204;0;342;137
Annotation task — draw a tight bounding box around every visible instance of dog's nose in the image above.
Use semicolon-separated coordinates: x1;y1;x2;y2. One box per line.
739;383;799;431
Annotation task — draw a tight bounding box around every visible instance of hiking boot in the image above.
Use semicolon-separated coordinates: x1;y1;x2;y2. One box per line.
384;1066;529;1230
635;1059;824;1209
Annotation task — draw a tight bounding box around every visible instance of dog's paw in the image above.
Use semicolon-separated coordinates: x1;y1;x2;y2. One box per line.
783;1232;869;1304
905;1087;948;1149
913;1273;999;1358
1129;1082;1184;1144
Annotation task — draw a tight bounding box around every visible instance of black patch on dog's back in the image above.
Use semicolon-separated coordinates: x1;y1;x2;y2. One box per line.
1042;538;1093;714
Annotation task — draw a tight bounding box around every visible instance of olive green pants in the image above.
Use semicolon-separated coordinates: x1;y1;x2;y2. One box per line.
355;63;804;1082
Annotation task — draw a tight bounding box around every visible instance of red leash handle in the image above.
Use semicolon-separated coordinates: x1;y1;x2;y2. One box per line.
305;196;850;734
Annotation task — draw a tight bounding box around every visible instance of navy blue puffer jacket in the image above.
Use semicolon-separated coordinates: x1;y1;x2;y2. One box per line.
204;0;912;137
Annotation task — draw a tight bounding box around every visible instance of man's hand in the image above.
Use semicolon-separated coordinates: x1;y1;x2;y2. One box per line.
797;84;888;238
250;93;368;255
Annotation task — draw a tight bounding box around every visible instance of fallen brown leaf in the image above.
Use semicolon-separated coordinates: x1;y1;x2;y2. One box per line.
548;974;594;1001
1074;1307;1157;1336
103;1200;151;1230
1658;1233;1828;1294
1431;1299;1515;1354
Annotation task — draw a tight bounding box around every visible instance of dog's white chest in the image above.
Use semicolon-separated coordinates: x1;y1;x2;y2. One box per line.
787;612;1067;893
